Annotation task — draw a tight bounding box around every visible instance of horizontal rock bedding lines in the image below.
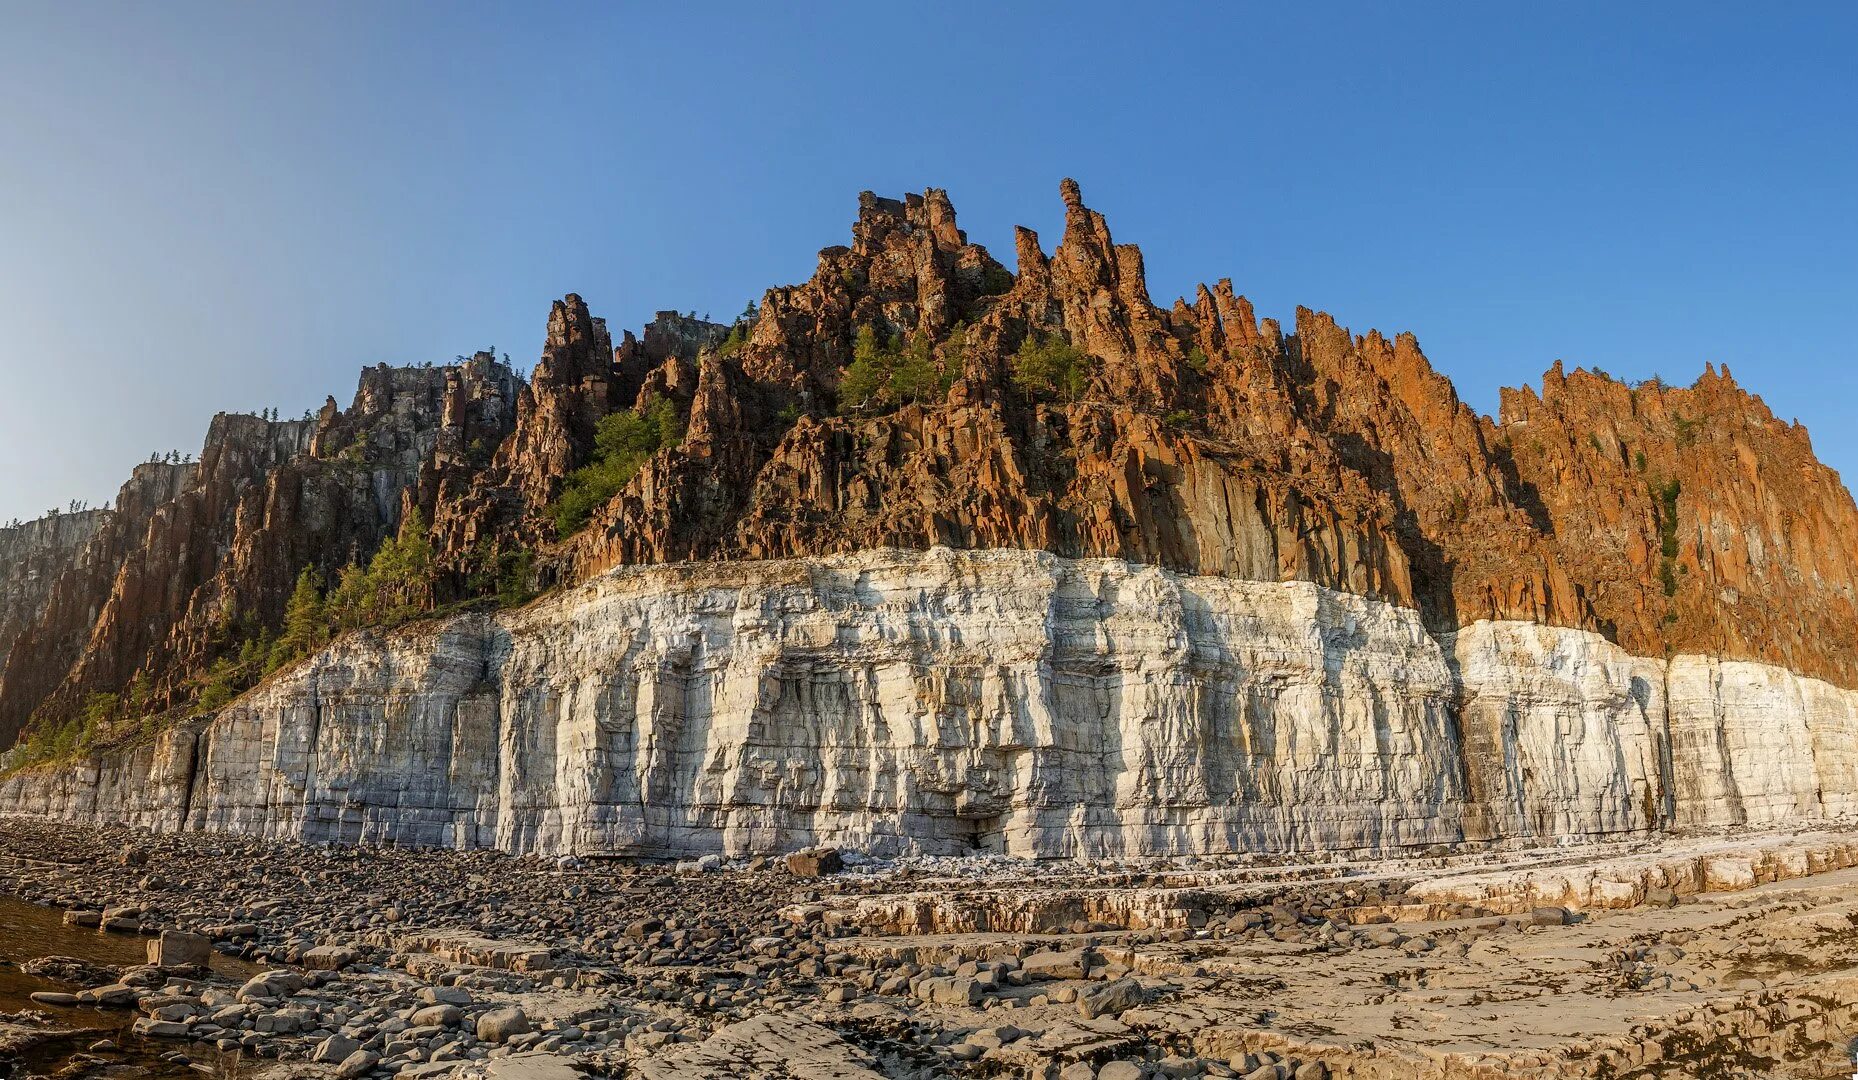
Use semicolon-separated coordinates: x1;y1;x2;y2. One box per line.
0;547;1853;860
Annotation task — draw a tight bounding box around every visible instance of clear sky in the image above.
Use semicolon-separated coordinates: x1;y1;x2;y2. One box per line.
1;2;1854;524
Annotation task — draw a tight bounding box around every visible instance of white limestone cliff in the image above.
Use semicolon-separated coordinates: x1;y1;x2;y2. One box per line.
1446;621;1668;844
2;548;1854;859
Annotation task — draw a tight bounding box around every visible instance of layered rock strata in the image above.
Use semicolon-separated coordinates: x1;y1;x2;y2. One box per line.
0;179;1854;877
4;179;1857;754
3;548;1854;859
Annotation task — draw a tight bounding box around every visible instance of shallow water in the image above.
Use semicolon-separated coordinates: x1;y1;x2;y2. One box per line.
0;894;254;1079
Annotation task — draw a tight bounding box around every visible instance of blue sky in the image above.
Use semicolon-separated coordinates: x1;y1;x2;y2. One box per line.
1;2;1853;523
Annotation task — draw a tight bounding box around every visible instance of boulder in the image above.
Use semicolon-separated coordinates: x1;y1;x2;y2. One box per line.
411;1003;463;1027
914;976;982;1006
1021;948;1092;981
236;970;306;1001
419;985;473;1006
477;1006;533;1044
131;1017;189;1039
313;1035;361;1064
201;922;259;940
147;930;213;969
300;945;359;971
1077;977;1145;1019
77;983;139;1008
785;848;844;878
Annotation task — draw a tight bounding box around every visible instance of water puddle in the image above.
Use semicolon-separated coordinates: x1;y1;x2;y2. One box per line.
0;894;257;1080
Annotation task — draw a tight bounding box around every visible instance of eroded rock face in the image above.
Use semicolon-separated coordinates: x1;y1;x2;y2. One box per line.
1500;363;1858;685
535;180;1858;693
5;549;1856;859
0;463;194;744
0;357;520;740
1;180;1854;869
0;509;109;675
1448;621;1668;843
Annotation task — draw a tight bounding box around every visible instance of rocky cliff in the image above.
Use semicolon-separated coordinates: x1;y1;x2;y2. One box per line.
3;549;1854;858
0;508;108;675
0;180;1853;859
1499;363;1858;684
0;357;519;745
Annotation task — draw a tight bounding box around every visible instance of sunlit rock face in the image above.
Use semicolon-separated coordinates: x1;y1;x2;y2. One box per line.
3;548;1857;859
1447;621;1670;845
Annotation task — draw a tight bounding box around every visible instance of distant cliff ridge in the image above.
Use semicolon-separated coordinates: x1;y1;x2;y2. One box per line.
0;179;1853;782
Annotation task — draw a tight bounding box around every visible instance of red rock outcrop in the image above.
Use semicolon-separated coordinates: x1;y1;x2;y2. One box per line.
553;180;1856;685
4;179;1855;750
0;358;520;742
1500;363;1858;684
552;183;1416;610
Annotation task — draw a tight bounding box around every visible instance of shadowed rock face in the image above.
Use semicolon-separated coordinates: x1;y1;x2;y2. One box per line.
0;509;109;674
0;179;1854;759
0;463;195;744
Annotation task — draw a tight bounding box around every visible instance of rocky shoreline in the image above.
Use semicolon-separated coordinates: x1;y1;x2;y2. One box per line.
0;818;1397;1080
3;819;1858;1078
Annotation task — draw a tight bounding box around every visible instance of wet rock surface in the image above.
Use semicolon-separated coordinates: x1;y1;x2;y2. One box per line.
2;820;1857;1078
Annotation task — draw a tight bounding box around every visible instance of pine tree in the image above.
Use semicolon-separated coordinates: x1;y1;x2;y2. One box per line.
838;327;890;412
378;508;433;621
126;671;153;713
326;563;371;630
271;566;327;670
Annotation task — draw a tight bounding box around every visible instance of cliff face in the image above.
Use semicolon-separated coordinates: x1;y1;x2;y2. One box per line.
1;179;1854;851
0;464;195;745
529;181;1852;687
4;549;1854;858
0;357;519;744
1499;364;1858;685
0;508;108;674
554;186;1422;608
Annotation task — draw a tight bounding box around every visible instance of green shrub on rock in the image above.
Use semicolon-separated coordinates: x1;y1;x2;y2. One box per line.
552;399;683;539
1010;333;1091;402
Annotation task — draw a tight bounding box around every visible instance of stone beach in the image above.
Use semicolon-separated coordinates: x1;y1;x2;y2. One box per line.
4;817;1858;1078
